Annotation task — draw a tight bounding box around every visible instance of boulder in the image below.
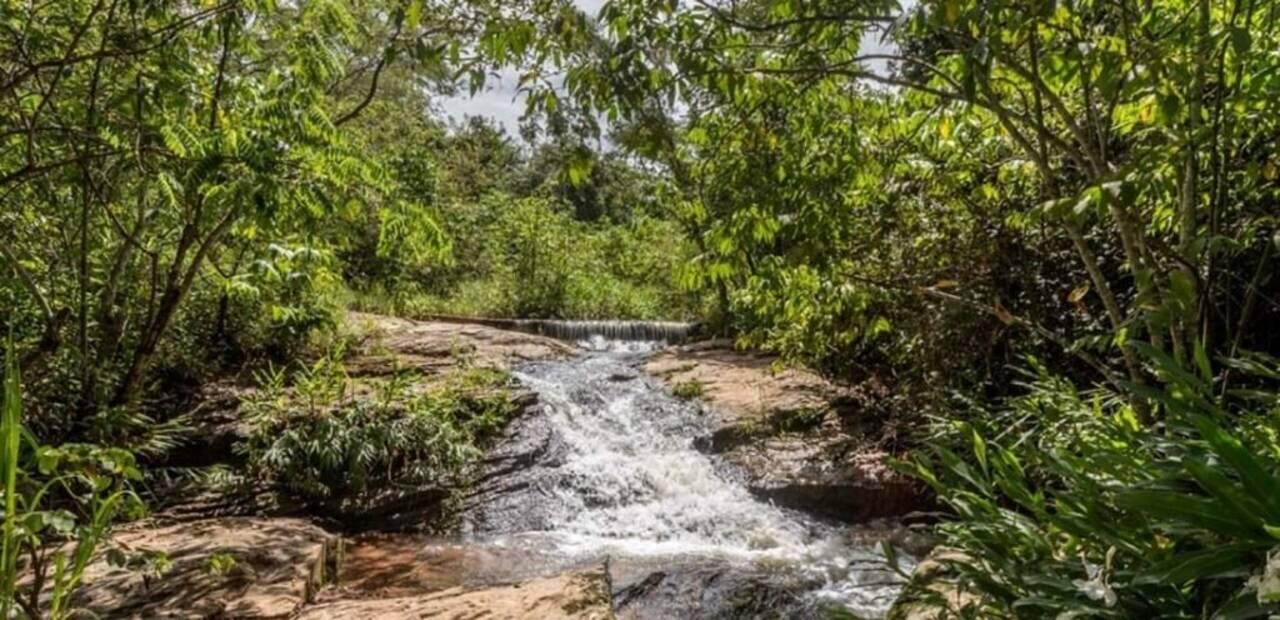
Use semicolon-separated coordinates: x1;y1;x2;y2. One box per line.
72;517;339;619
645;341;929;523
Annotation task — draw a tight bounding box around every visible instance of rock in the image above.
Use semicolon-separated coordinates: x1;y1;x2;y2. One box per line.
73;517;339;619
886;548;982;620
345;311;576;375
645;342;929;523
645;340;835;434
155;312;565;528
299;566;613;619
612;565;819;620
728;439;929;523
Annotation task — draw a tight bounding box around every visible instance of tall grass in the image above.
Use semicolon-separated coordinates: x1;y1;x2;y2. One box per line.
0;336;144;619
2;336;23;618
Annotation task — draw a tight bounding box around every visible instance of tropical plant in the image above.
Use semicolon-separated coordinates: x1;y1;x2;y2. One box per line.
1;339;145;619
237;348;516;504
901;348;1280;618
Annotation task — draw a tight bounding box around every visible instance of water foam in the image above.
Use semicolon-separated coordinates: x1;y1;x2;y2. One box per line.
495;349;913;617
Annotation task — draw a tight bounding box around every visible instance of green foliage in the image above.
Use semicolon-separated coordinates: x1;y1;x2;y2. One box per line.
365;194;703;320
511;0;1280;416
238;348;515;503
671;379;705;400
902;351;1280;617
2;340;144;619
0;0;595;435
204;552;238;577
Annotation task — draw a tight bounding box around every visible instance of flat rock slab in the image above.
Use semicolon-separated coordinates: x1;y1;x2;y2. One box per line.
73;517;337;619
346;312;576;375
645;339;835;429
301;567;613;620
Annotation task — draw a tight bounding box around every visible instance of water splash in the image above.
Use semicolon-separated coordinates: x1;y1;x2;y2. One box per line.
463;347;913;618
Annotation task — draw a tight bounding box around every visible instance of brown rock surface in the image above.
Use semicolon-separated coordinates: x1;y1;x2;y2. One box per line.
73;517;338;619
345;311;576;375
645;340;928;522
301;566;613;620
644;339;834;433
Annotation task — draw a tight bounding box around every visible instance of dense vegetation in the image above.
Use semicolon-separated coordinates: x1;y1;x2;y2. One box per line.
3;0;1280;617
517;0;1280;616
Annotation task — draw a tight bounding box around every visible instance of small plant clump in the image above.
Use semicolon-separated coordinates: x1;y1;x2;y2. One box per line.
2;340;147;619
671;380;706;400
237;346;516;505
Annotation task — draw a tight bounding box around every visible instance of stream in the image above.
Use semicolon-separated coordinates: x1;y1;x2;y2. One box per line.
445;337;913;618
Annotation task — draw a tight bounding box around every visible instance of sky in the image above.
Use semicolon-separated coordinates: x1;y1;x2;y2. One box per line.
438;0;605;134
438;0;905;135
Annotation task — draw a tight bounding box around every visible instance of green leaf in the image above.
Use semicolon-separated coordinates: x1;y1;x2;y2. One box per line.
1191;415;1280;518
1137;544;1255;584
1229;27;1252;56
1185;459;1268;531
1114;490;1242;537
405;0;423;30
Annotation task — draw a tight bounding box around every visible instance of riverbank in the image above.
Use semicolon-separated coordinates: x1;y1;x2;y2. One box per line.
67;313;931;618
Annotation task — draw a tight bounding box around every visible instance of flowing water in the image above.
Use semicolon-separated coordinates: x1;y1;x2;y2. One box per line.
451;337;912;618
513;319;699;343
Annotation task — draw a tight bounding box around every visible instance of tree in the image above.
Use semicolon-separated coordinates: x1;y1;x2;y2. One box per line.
516;0;1280;412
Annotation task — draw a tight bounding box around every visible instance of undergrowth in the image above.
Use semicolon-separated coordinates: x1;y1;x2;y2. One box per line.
237;345;516;504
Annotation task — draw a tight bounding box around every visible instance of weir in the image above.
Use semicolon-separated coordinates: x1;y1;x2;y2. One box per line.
514;319;697;343
420;314;700;344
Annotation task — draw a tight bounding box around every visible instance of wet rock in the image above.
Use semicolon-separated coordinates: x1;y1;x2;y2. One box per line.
645;342;930;523
729;440;929;523
612;564;823;620
73;517;339;619
300;566;613;619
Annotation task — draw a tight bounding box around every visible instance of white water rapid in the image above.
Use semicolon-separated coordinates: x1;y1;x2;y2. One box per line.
458;339;914;619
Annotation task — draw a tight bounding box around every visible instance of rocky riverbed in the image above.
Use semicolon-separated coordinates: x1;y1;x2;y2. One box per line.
67;314;935;618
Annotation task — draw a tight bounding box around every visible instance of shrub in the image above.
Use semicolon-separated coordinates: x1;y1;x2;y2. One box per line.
388;194;703;320
237;349;515;503
671;380;705;400
2;340;145;619
901;350;1280;618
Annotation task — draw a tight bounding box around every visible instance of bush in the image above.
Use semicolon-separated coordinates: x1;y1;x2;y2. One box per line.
237;348;515;503
372;194;704;321
2;341;145;619
671;380;705;400
901;350;1280;618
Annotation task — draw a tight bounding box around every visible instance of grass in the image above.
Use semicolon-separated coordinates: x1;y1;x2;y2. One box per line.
671;379;706;400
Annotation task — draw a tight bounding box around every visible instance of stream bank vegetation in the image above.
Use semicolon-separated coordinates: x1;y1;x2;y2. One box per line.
2;0;1280;617
237;345;517;514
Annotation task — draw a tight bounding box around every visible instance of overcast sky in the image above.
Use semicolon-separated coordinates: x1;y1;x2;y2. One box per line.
438;0;905;135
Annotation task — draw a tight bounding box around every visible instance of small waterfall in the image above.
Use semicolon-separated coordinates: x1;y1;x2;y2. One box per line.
418;314;700;344
515;319;697;344
459;346;912;618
